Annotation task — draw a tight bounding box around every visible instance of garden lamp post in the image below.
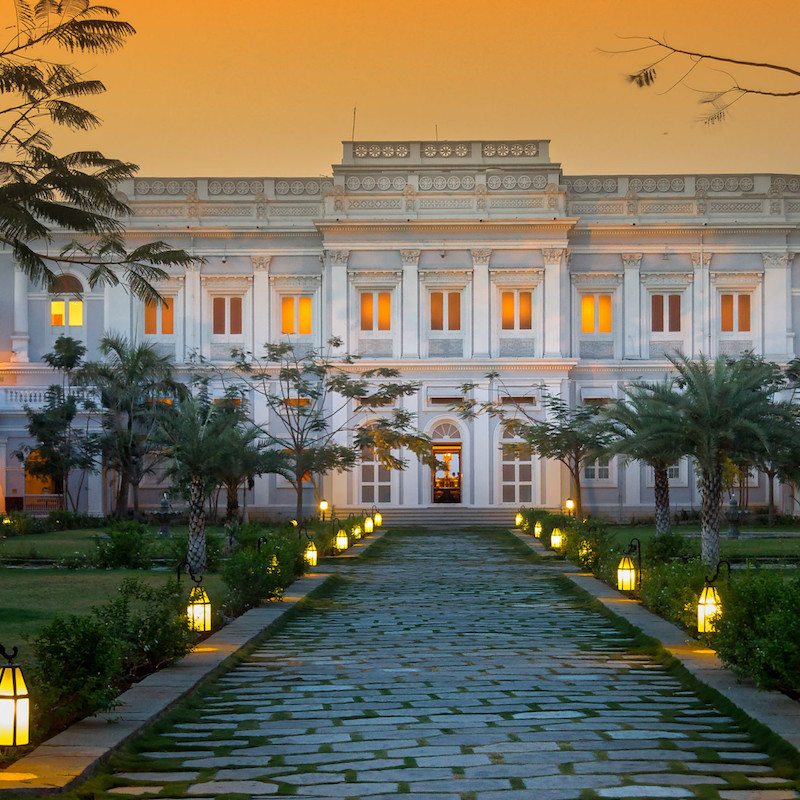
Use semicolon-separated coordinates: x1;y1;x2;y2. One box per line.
698;560;731;633
318;499;329;521
0;643;28;747
370;505;382;528
617;538;641;593
565;497;575;516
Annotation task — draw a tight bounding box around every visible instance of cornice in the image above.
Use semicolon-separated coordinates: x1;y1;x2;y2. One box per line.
316;219;579;235
571;225;798;238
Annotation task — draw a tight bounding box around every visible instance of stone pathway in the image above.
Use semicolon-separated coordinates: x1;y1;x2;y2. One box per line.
108;528;800;799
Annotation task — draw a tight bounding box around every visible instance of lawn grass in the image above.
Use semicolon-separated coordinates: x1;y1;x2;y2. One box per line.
0;525;227;560
0;568;226;671
606;525;800;560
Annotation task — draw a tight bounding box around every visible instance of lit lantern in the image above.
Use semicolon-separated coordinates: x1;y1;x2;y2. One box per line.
616;538;641;593
697;560;730;633
373;511;382;528
319;499;329;520
2;516;11;526
515;511;524;528
550;527;563;549
187;585;211;632
351;525;362;540
697;584;721;633
290;519;298;527
0;645;29;747
565;497;575;515
364;516;374;534
533;521;542;539
304;541;318;566
335;528;349;552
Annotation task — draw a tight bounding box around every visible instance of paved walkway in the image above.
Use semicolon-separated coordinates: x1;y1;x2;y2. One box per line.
108;529;799;799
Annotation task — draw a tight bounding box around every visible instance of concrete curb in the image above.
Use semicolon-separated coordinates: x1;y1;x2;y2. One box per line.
0;528;387;796
510;528;800;754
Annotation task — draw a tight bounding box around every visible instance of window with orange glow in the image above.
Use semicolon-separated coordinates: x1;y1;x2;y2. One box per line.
361;291;391;332
720;293;751;333
51;300;65;327
51;299;83;327
281;296;312;336
581;294;612;334
430;291;461;331
501;290;532;331
144;298;174;335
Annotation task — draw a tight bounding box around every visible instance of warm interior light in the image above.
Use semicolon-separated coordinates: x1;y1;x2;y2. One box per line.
565;497;575;512
697;584;721;633
50;300;65;327
351;525;362;540
364;516;374;534
373;511;382;527
550;527;563;549
515;512;523;527
534;521;542;538
298;296;312;334
617;556;637;592
282;296;295;334
335;529;349;552
581;295;595;333
187;586;211;632
304;542;318;567
0;662;29;746
598;294;612;333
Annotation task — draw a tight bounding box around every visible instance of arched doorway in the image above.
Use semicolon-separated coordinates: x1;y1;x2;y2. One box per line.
431;422;462;504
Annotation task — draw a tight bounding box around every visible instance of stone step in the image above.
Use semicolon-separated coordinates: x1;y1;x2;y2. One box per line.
332;506;519;528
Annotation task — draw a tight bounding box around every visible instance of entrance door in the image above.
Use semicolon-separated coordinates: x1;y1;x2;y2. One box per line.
432;443;462;504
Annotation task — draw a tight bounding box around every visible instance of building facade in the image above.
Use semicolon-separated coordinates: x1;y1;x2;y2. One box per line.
2;139;799;519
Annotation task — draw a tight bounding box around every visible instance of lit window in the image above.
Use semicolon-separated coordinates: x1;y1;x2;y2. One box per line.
430;291;461;331
212;296;243;336
581;294;612;334
720;293;750;333
144;298;174;335
501;290;532;331
651;294;681;332
49;274;84;328
281;296;312;335
360;292;391;332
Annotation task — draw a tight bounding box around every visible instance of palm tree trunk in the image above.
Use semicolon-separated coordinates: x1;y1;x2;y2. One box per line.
115;472;129;518
699;464;722;566
766;468;776;526
653;465;672;536
226;482;239;522
295;480;304;524
187;474;206;573
570;456;583;522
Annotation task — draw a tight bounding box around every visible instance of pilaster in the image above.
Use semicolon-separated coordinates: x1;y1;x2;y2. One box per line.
327;250;350;347
11;267;29;363
542;249;566;358
471;381;491;506
691;251;712;357
401;250;420;358
762;253;793;357
621;253;642;359
471;249;491;358
251;256;272;353
184;263;202;360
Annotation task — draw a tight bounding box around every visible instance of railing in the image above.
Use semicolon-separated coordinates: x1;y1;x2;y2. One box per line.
1;387;95;409
25;495;64;516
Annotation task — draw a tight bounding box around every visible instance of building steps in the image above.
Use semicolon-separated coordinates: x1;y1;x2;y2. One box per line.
331;506;519;529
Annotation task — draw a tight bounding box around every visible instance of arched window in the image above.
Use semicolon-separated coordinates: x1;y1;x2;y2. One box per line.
49;274;84;328
431;421;462;504
500;428;534;504
360;425;391;504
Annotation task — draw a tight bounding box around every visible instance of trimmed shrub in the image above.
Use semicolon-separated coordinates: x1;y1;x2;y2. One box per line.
46;510;106;531
221;548;285;616
3;511;46;537
163;532;223;571
638;558;708;631
644;530;690;563
713;570;800;697
93;522;152;569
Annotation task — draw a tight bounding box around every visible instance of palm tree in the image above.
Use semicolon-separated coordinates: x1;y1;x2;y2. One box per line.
80;335;181;517
604;380;685;536
655;353;795;565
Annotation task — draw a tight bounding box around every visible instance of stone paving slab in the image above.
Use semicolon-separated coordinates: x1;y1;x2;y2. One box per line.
0;530;387;795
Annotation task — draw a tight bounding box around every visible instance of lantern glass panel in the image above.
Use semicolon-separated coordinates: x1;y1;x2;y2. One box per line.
335;531;349;551
515;512;523;527
374;512;382;527
617;556;637;591
697;585;721;633
188;586;211;632
364;517;374;533
534;521;542;538
0;664;29;746
550;527;563;549
304;543;318;566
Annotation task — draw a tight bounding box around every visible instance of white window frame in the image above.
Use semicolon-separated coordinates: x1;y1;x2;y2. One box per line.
710;272;761;356
489;268;543;358
498;427;536;506
583;455;617;486
420;269;472;359
349;270;401;357
645;458;689;489
270;274;321;345
202;275;252;361
571;273;622;360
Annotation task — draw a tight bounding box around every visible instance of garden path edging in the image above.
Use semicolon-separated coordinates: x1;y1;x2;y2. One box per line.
0;528;386;796
511;528;800;755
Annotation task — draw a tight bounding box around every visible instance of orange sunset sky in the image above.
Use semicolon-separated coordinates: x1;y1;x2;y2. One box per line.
28;0;800;178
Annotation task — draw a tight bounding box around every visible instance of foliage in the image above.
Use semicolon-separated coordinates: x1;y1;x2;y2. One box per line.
30;575;193;738
15;337;99;511
215;338;434;521
79;335;183;517
31;612;123;736
46;509;105;530
221;548;284;617
713;570;800;697
1;511;46;537
94;577;194;674
93;521;151;569
644;530;690;563
638;559;708;631
163;531;223;572
609;35;800;124
0;0;199;301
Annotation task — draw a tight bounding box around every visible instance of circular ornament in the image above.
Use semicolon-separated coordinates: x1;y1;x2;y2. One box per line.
483;144;496;157
517;175;532;189
603;179;617;193
573;179;588;193
166;181;181;195
305;180;320;194
629;178;643;192
392;176;406;190
532;175;547;189
377;177;391;190
250;181;264;193
710;177;725;191
346;177;360;191
382;145;395;157
440;145;452;157
433;176;447;190
275;180;289;194
510;144;523;156
671;178;685;192
369;145;381;157
419;176;434;190
643;178;657;192
151;180;166;194
502;175;517;189
354;145;368;157
137;181;151;194
237;181;250;194
588;178;602;193
725;177;739;191
487;175;502;189
455;144;469;156
524;143;538;155
461;175;475;190
290;181;305;194
361;176;376;190
656;178;670;192
497;144;510;156
222;180;236;194
447;176;461;190
740;177;754;191
423;145;437;157
396;145;409;157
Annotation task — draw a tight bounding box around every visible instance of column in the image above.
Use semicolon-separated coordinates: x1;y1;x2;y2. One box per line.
401;250;420;358
622;253;642;359
11;267;29;363
86;469;103;516
762;253;793;358
691;250;711;357
398;392;420;507
184;263;202;361
542;249;566;358
471;380;491;506
471;249;491;358
327;250;350;348
0;439;7;513
251;256;272;354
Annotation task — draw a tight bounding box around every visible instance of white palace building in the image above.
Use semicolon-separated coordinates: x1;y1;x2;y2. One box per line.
2;139;799;521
